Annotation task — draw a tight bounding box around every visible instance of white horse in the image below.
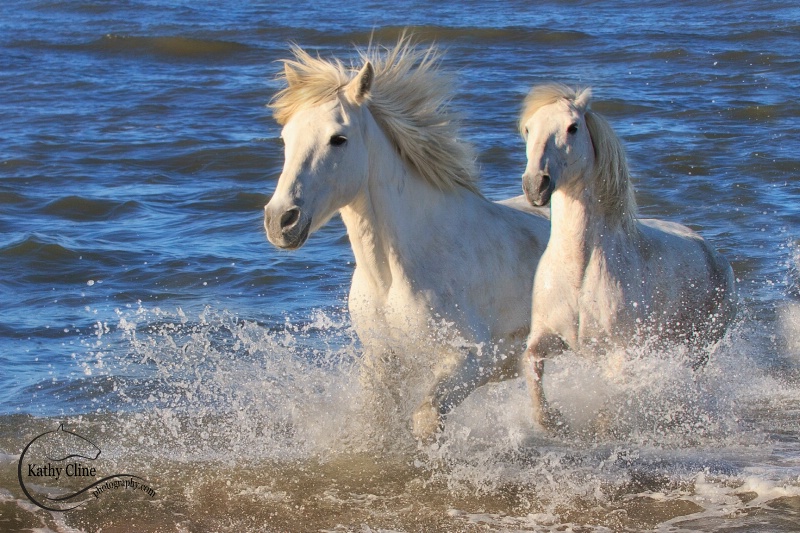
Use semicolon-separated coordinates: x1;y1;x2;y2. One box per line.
263;37;550;441
518;83;737;430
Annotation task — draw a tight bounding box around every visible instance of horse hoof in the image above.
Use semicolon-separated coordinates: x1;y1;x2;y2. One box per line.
539;407;570;436
412;401;442;442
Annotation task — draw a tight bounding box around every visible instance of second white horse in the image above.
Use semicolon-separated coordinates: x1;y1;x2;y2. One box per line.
519;83;737;430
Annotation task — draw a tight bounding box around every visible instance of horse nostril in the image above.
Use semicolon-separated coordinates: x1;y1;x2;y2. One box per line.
280;208;300;229
538;175;551;194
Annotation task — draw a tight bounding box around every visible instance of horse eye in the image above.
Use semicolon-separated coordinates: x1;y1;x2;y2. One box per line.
330;134;348;146
567;123;579;135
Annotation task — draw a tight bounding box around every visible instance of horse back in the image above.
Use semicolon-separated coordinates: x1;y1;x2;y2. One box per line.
637;218;737;342
491;195;551;254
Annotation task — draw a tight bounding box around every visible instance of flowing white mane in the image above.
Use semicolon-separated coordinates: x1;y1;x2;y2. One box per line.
520;83;638;232
270;35;480;195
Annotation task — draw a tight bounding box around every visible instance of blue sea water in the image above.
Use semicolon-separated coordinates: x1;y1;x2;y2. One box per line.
1;1;800;531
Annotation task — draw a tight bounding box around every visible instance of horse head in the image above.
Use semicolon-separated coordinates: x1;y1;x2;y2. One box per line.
264;59;374;250
519;84;593;206
264;35;480;252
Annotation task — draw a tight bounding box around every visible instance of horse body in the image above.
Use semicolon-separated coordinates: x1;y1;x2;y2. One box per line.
264;38;549;440
535;210;734;349
342;173;545;352
342;154;549;438
518;84;736;429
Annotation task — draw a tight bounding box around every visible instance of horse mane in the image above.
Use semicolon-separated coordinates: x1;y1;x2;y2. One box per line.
520;83;637;233
270;34;480;195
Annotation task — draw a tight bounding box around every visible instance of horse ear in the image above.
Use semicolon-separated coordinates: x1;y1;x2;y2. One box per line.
347;62;373;103
575;87;592;112
284;62;301;88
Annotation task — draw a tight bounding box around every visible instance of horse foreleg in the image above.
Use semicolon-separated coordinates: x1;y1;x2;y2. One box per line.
411;347;493;442
358;347;407;427
523;333;567;432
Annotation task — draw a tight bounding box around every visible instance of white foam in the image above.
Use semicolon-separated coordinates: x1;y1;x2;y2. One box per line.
59;302;800;529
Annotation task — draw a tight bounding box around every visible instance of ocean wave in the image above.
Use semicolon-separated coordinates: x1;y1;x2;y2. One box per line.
9;33;254;61
371;25;592;45
41;196;141;222
274;25;592;49
0;234;139;287
88;34;253;60
722;26;800;43
0;234;82;261
724;102;799;122
181;191;269;214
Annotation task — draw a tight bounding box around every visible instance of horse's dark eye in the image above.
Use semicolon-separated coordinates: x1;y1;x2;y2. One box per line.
567;123;579;135
330;134;347;146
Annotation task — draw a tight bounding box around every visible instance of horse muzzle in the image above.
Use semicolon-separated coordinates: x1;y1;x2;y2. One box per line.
522;171;554;207
264;203;312;250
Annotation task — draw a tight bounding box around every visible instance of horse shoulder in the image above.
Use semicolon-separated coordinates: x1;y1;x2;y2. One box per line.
576;239;640;338
348;261;434;345
440;196;544;332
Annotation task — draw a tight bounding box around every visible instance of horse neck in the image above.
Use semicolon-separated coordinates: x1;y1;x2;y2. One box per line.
339;112;456;290
548;173;631;267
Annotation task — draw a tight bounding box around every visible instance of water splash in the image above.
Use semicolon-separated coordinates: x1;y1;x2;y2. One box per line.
780;239;800;359
76;304;371;462
52;299;800;531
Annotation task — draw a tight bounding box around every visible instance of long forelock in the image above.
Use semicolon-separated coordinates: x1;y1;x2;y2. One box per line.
519;83;582;136
270;47;351;126
269;35;480;195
